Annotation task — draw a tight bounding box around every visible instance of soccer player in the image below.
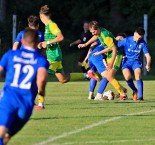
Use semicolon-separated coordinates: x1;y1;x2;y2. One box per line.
78;20;127;100
117;27;151;100
70;21;92;80
12;15;44;50
85;41;107;100
0;28;49;145
37;5;70;109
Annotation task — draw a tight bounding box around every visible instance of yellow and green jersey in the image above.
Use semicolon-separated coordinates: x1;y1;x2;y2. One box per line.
44;20;62;61
98;28;123;59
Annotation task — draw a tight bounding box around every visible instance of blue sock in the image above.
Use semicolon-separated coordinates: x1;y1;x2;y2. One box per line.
98;78;109;94
126;79;137;92
89;79;97;92
136;79;143;99
0;138;3;145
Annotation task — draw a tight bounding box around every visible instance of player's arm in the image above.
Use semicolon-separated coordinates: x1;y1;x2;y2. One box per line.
93;36;115;56
41;23;64;48
12;42;20;50
78;35;98;48
70;39;81;47
12;31;24;50
145;53;151;72
37;67;48;96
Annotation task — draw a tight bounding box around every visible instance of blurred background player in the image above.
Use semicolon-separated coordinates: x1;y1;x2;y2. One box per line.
78;21;127;100
117;27;151;100
70;21;92;80
37;5;70;109
12;15;44;51
0;28;49;145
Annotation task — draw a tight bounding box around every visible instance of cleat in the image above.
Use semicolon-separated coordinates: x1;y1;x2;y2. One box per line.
94;95;104;100
34;105;45;110
88;94;95;100
118;94;128;100
116;88;127;98
132;91;138;101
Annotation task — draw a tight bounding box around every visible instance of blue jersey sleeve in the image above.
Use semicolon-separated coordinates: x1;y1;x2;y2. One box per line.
15;31;24;43
142;42;149;54
117;38;126;48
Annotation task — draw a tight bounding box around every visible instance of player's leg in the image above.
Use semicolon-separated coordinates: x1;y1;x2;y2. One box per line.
55;72;70;83
35;61;70;110
91;58;108;100
106;55;127;100
87;59;98;99
122;68;138;100
134;68;143;100
78;50;90;80
0;126;7;145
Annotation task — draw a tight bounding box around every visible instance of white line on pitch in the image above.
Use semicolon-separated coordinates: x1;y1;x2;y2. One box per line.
33;109;155;145
59;138;155;144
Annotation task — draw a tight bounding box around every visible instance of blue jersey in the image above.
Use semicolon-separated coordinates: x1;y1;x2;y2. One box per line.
15;30;44;49
117;36;149;60
0;47;49;99
88;43;106;74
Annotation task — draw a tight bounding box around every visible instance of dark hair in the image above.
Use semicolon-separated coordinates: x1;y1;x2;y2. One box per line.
89;21;100;30
27;15;39;27
24;27;39;45
135;27;145;36
117;33;127;38
39;5;51;17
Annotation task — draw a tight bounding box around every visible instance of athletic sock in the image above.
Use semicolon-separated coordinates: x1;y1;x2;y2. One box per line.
126;79;137;92
110;79;124;95
98;78;108;94
89;79;97;92
136;79;143;99
38;94;44;106
0;138;3;145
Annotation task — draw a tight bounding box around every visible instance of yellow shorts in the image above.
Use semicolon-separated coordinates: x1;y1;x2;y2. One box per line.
48;60;64;74
107;55;123;70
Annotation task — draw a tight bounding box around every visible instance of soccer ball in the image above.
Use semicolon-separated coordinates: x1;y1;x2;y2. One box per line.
103;90;115;100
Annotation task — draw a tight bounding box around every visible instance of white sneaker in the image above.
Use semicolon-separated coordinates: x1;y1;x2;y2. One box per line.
88;92;95;100
94;93;104;100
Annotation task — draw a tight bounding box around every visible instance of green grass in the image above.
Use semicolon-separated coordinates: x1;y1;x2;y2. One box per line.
4;78;155;145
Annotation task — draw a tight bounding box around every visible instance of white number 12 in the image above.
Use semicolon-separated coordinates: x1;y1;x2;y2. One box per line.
11;64;34;89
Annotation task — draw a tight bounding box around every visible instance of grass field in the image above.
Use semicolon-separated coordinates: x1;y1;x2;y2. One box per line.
4;78;155;145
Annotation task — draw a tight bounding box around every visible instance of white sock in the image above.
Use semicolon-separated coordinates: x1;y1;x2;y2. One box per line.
38;103;44;106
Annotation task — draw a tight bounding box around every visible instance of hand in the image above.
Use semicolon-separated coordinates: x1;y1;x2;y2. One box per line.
78;43;86;49
37;42;42;49
42;41;48;48
146;65;151;72
93;52;100;56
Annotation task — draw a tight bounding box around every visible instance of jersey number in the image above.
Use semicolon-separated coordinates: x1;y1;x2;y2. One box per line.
11;64;34;89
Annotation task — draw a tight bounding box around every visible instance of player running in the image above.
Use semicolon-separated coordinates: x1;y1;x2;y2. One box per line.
117;27;151;100
0;28;49;145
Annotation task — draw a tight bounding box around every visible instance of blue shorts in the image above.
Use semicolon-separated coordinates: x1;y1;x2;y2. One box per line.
88;54;106;74
0;86;34;135
122;59;142;72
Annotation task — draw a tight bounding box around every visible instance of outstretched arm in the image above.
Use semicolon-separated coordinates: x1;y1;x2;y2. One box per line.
78;35;98;48
145;53;151;72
